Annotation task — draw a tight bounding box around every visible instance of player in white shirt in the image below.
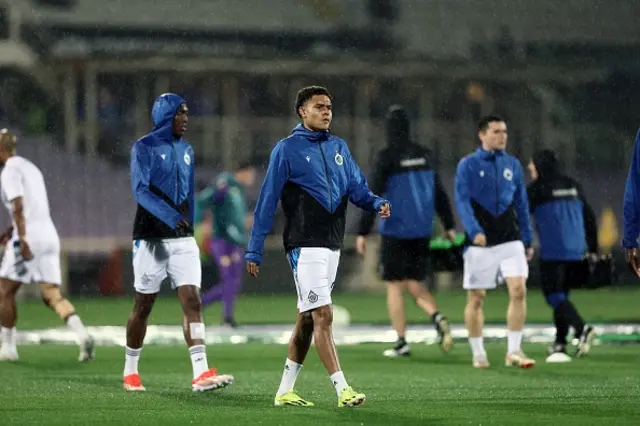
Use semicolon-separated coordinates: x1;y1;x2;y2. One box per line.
0;129;94;362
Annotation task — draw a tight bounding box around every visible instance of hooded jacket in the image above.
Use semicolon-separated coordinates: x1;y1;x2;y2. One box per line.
245;124;388;265
130;93;195;240
528;149;597;260
623;129;640;248
357;105;455;239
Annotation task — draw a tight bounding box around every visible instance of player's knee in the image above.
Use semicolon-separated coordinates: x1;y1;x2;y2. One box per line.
545;291;567;308
311;305;333;328
41;285;76;319
509;284;527;302
181;293;201;315
467;291;486;309
406;280;426;299
300;311;313;329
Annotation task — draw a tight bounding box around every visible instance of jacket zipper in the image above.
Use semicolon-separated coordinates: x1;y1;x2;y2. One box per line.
172;144;180;204
318;143;333;211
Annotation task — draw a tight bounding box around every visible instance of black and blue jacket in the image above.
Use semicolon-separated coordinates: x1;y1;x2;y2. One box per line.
455;148;533;247
623;128;640;248
245;125;388;265
130;93;195;240
528;150;597;261
358;106;455;239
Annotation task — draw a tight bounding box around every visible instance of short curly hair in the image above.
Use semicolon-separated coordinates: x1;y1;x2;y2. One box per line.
294;86;332;118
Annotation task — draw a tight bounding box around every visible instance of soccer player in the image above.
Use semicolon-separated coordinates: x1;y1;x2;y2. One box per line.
196;161;256;327
123;93;233;392
623;129;640;277
454;115;535;369
245;86;390;408
527;149;597;359
356;105;455;358
0;128;94;362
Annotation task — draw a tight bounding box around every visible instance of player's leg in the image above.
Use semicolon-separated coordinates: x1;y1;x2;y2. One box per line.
0;278;22;360
383;280;410;357
274;310;314;406
200;238;227;307
501;242;535;368
462;246;494;367
39;283;93;361
564;262;595;357
465;289;488;367
407;280;453;352
123;240;166;391
169;237;233;392
540;261;571;355
220;246;244;327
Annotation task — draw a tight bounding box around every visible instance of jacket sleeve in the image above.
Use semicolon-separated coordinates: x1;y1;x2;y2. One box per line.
130;143;183;229
345;146;388;213
513;161;534;248
188;147;195;225
454;158;484;241
357;151;388;236
245;142;290;265
576;182;598;253
623;128;640;248
434;171;456;230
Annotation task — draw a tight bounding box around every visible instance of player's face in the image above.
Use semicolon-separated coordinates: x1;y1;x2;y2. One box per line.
479;121;507;151
528;160;539;181
299;95;332;131
172;104;189;137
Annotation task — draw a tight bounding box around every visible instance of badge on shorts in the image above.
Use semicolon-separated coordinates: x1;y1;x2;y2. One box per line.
503;168;513;181
308;290;319;303
334;152;344;166
184;152;191;165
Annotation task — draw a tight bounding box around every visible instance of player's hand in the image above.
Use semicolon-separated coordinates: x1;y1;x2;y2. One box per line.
176;219;191;236
0;226;12;245
625;248;640;279
526;247;535;262
472;233;487;247
378;203;391;219
444;229;456;242
246;261;260;279
19;238;33;261
356;235;367;256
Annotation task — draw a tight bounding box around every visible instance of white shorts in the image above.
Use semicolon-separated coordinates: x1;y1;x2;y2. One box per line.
462;241;528;290
0;237;61;285
133;237;201;294
286;247;340;313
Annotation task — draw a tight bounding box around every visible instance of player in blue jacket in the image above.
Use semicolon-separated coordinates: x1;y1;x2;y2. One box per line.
622;129;640;277
245;86;390;408
124;93;233;393
454;115;535;369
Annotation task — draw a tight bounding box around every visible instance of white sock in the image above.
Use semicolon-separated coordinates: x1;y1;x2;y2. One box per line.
1;327;16;350
276;358;303;397
189;345;209;379
66;314;89;341
507;330;523;354
124;346;142;376
469;337;486;357
330;371;349;396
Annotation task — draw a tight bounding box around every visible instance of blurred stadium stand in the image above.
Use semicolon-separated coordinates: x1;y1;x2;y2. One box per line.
0;0;638;296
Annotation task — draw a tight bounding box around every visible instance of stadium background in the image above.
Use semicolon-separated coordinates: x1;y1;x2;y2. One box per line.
0;1;639;425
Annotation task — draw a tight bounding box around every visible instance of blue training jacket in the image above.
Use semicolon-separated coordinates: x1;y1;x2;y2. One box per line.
130;93;195;239
454;148;533;247
622;128;640;248
246;124;388;265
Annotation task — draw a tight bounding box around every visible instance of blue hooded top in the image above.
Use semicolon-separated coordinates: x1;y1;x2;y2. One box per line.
622;128;640;248
130;93;196;239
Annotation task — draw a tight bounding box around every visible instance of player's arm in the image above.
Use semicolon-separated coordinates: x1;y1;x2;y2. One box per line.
623;128;640;249
514;161;534;249
454;159;484;243
357;151;388;236
224;187;248;246
344;146;389;213
130;143;184;229
0;167;32;258
575;182;598;254
187;147;196;226
434;171;456;232
245;142;290;266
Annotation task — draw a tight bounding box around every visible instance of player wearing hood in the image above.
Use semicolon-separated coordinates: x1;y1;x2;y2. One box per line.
356;105;456;358
528;149;597;359
123;93;234;393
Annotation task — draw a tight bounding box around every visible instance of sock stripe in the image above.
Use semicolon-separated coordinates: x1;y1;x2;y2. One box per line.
189;345;206;355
